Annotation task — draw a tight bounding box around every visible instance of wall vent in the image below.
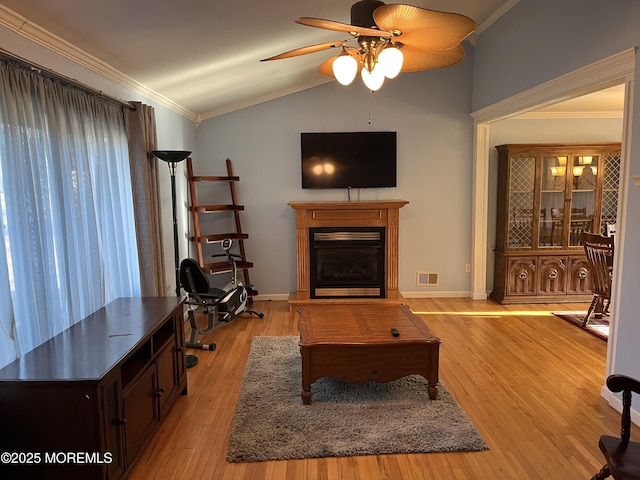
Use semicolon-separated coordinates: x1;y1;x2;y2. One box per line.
417;271;439;286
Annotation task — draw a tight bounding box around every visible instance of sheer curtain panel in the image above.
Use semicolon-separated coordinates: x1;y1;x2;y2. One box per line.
0;59;141;367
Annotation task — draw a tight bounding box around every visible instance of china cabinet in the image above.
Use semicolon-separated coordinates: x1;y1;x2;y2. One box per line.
491;143;621;304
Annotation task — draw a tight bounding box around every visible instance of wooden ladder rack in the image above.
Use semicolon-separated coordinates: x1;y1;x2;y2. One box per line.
187;157;257;297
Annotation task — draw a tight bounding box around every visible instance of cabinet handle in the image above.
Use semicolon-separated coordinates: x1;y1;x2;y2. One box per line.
157;387;165;396
577;268;588;279
548;269;558;280
517;270;528;280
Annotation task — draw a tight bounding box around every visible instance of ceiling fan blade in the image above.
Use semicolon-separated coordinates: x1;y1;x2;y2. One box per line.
374;5;476;51
399;44;466;72
297;17;389;38
318;50;362;78
261;40;348;61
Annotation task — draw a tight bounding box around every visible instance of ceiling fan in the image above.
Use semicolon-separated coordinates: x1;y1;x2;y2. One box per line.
261;0;476;91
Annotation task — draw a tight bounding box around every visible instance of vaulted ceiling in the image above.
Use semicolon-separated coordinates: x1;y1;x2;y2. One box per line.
0;0;518;121
0;0;624;122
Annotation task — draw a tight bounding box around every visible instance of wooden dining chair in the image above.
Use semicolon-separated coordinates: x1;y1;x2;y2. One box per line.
591;374;640;480
582;231;614;327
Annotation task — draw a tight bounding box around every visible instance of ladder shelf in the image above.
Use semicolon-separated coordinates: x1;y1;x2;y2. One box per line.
187;157;257;297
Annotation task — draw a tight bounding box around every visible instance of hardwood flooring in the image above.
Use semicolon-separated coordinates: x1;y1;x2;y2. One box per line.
127;297;633;480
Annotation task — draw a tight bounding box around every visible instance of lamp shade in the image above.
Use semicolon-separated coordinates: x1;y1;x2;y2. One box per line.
361;66;385;91
332;53;358;85
152;150;191;163
378;46;403;79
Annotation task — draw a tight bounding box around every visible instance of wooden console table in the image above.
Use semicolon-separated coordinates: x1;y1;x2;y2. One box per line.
0;297;187;480
297;303;440;404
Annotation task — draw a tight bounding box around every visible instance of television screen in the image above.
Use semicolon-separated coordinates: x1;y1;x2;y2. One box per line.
301;131;397;189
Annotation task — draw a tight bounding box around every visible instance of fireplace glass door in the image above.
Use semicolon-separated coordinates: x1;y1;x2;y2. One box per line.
309;227;385;298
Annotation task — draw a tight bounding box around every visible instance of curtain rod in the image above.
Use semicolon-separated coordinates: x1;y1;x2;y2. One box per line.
0;48;136;111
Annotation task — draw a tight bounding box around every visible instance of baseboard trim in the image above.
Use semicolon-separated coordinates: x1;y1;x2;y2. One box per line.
256;291;479;301
401;291;472;299
254;294;291;301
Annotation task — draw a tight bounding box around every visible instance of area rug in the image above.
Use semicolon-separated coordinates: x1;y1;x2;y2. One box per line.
227;336;488;463
552;312;609;341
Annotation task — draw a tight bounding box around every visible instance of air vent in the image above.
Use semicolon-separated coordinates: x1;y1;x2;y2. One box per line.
417;271;439;286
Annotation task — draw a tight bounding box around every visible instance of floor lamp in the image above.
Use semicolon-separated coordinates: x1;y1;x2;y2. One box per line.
152;150;191;296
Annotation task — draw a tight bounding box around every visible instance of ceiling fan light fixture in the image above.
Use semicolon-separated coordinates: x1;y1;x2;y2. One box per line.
263;2;477;92
378;46;403;78
332;51;358;85
361;65;385;91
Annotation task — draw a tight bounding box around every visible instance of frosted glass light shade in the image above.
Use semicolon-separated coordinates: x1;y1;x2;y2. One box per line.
332;54;358;85
361;66;385;91
378;47;403;79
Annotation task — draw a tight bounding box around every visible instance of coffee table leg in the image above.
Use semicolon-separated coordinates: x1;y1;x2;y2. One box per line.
301;385;312;405
427;382;438;400
300;346;312;404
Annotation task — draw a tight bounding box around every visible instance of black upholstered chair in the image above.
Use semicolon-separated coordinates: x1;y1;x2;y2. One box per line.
591;374;640;480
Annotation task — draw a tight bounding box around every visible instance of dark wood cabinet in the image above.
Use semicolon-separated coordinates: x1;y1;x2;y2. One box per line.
492;143;621;304
0;297;186;480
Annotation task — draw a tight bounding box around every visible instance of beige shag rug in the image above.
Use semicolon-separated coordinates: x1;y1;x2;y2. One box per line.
227;336;488;462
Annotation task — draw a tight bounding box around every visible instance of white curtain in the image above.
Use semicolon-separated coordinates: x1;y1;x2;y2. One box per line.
0;59;141;367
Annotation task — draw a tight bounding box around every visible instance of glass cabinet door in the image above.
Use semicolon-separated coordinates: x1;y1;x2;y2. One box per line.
601;152;621;235
540;155;567;247
507;155;536;248
569;154;597;246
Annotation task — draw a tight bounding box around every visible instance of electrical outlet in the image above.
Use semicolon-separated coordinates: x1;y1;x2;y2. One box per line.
465;263;471;273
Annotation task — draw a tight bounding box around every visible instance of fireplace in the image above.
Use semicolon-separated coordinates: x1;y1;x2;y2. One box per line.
288;200;408;304
310;227;385;298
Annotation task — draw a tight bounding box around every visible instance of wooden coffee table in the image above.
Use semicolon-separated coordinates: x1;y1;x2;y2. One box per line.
297;303;441;404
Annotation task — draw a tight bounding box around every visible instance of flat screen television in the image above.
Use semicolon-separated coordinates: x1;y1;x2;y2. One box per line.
301;131;397;189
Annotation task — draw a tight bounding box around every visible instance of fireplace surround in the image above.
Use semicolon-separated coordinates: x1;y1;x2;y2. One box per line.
288;200;409;305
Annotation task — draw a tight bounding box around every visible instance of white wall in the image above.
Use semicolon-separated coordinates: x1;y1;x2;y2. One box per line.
194;50;475;299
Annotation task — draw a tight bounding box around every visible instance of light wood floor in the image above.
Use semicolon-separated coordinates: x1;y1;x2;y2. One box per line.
127;297;633;480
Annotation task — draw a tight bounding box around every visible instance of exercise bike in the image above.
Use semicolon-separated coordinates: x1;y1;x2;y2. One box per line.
179;238;263;351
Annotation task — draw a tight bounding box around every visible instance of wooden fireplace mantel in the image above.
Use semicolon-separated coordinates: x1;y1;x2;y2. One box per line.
288;200;409;305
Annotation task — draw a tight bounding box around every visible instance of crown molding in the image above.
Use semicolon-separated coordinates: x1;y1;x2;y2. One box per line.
0;5;198;123
474;0;520;37
513;110;623;120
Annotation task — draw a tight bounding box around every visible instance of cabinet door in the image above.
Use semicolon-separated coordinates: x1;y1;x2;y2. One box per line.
155;341;178;417
507;155;536;249
600;152;621;235
506;257;536;296
101;374;125;480
174;312;187;390
537;257;567;295
539;155;567;248
568;153;598;247
122;366;158;466
567;255;592;295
